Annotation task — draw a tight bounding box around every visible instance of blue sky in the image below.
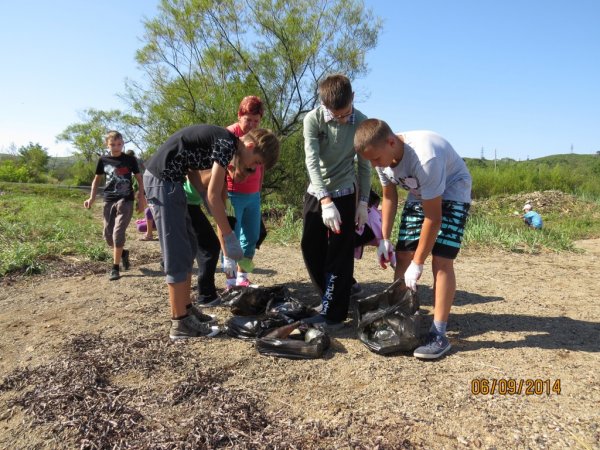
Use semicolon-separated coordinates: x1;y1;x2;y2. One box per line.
1;1;599;160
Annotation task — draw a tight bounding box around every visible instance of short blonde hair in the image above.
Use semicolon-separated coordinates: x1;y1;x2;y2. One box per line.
243;128;280;170
354;119;394;155
105;130;124;145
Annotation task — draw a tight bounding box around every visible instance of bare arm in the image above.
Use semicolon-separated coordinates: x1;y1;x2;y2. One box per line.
84;175;103;209
134;173;147;212
413;196;442;264
381;184;399;240
206;163;233;239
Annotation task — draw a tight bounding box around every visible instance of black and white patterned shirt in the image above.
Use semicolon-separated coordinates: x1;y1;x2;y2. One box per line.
145;125;238;182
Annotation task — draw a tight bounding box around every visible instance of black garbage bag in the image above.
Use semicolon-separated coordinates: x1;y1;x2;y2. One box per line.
221;285;291;316
355;279;430;355
256;322;330;359
266;297;315;321
226;314;292;340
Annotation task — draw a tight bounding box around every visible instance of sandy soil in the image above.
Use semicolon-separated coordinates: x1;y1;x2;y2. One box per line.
0;231;599;449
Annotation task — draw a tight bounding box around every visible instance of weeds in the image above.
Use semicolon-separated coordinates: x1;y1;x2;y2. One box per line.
0;183;109;276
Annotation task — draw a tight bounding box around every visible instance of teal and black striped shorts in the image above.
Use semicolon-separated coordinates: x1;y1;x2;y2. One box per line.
396;201;470;259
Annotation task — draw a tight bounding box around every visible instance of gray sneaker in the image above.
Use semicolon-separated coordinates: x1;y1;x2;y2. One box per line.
170;315;220;341
188;304;217;325
413;333;451;359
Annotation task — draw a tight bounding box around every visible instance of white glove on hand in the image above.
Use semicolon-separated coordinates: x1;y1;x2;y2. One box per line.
222;256;237;277
377;239;396;269
404;261;423;291
223;232;243;261
321;201;342;234
355;201;368;230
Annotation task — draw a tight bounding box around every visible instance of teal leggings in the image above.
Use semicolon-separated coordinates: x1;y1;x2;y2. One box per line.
228;191;261;259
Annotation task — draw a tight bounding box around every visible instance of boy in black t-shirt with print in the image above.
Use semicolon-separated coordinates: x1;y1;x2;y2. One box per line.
84;130;146;280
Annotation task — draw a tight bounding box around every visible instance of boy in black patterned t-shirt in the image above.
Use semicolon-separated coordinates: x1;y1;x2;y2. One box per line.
84;130;146;281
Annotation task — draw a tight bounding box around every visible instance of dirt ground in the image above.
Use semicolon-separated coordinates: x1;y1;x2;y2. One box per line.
0;229;599;449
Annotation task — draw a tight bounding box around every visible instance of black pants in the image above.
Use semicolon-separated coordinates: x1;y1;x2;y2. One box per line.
187;204;220;301
301;193;355;322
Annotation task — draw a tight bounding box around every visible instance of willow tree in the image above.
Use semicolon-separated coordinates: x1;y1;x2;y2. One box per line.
124;0;381;202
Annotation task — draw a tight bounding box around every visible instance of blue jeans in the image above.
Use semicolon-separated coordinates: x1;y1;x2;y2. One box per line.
228;191;261;259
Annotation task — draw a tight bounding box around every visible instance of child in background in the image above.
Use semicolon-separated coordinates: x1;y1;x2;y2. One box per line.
84;131;146;280
143;125;279;341
135;207;157;241
300;74;371;331
522;203;543;229
224;95;265;288
354;119;472;359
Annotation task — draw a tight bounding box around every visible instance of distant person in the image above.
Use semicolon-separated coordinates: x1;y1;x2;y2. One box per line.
125;149;146;192
300;74;371;332
84;131;146;280
139;207;157;241
522;203;543;230
354;120;472;360
125;149;146;173
225;95;265;289
143;125;280;341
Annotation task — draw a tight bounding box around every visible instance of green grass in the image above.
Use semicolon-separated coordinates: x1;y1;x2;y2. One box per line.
1;181;599;277
0;183;109;276
262;191;600;255
464;191;600;253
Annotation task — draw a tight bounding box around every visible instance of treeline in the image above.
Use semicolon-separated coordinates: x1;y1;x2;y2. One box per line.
465;154;600;199
3;147;600;206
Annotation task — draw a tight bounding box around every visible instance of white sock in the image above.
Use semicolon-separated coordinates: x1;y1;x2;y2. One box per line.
226;277;236;288
237;272;248;283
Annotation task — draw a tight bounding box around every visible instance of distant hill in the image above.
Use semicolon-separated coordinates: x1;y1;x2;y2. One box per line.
0;153;77;168
464;153;600;168
0;153;17;161
47;155;78;171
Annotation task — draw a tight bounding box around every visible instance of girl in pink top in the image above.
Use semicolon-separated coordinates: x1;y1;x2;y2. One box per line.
224;96;265;288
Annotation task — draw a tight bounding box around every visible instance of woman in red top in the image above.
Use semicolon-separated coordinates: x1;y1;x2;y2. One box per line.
224;96;265;288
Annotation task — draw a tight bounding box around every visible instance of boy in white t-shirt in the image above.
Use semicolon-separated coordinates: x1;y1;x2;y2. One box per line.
354;119;472;359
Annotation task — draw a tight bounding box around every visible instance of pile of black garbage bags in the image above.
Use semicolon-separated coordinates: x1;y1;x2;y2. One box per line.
222;285;330;360
221;279;430;358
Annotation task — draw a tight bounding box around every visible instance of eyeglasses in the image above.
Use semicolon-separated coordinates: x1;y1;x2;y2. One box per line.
327;105;353;121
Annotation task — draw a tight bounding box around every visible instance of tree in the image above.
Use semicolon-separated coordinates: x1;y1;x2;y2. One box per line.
18;142;49;174
125;0;381;202
61;0;382;202
57;109;144;163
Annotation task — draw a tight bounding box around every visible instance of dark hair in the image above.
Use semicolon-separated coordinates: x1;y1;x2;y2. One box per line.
238;95;264;117
318;74;353;110
243;128;280;170
353;119;395;154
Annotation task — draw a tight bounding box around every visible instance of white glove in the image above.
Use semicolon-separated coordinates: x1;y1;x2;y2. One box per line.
404;261;423;291
223;232;243;260
222;256;237;277
355;201;368;230
377;239;396;269
321;201;341;234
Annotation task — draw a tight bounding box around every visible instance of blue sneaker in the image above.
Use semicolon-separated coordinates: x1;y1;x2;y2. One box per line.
350;282;363;298
413;333;451;359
